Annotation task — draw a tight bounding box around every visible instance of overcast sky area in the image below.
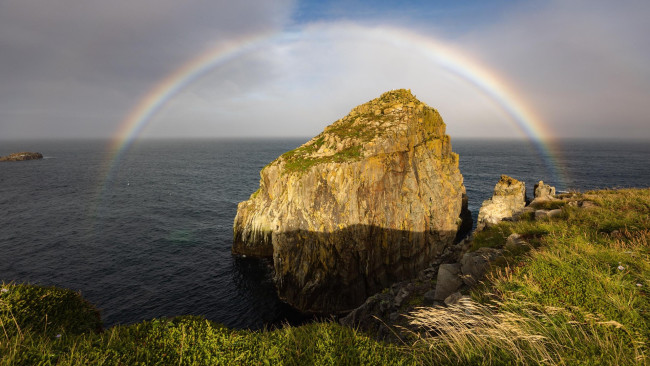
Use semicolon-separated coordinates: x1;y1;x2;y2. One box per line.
0;0;648;141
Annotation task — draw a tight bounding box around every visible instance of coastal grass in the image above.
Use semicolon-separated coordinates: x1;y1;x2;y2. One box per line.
2;188;648;365
1;288;417;365
410;188;649;365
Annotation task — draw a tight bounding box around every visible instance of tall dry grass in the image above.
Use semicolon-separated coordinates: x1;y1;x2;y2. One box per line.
406;298;646;365
407;299;559;365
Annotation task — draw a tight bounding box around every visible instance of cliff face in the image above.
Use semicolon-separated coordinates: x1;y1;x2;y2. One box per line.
233;89;470;313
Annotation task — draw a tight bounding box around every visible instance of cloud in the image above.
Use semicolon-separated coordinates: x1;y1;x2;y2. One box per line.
0;0;295;139
133;0;650;141
1;0;648;140
455;0;650;139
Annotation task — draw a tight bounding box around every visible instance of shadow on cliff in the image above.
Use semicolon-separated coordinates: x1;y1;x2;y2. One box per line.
239;222;471;315
229;256;316;329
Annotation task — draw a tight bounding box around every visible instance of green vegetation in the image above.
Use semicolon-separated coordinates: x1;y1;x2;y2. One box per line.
528;199;567;210
0;298;414;365
276;89;443;174
458;188;649;364
2;188;648;365
281;139;362;174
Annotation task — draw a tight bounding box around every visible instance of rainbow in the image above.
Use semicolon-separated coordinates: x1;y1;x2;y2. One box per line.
99;25;567;203
104;31;278;171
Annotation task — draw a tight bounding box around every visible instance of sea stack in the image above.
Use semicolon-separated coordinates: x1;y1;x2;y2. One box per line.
233;89;471;313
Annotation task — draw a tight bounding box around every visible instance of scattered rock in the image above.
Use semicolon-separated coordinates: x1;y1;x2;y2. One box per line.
477;175;527;230
434;263;463;301
0;152;43;162
339;292;392;329
548;209;563;218
534;180;556;200
535;210;549;220
460;247;503;286
394;288;410;308
423;289;436;304
232;89;471;313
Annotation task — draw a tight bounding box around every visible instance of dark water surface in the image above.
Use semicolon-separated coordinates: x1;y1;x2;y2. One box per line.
1;138;648;328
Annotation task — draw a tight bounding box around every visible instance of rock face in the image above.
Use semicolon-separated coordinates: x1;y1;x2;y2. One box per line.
533;180;555;200
0;152;43;162
233;89;471;313
459;247;503;286
433;263;463;301
476;175;526;230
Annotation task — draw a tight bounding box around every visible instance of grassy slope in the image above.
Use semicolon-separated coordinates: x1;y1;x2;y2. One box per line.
1;188;648;365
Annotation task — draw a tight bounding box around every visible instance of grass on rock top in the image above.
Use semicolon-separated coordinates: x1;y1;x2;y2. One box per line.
1;188;648;365
276;90;445;174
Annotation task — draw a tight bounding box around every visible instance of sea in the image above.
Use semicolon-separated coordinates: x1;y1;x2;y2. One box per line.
1;138;648;329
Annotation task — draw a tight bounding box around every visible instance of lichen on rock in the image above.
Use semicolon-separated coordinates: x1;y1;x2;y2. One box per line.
232;89;471;313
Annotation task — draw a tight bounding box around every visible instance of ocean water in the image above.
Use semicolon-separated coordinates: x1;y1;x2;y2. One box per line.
1;138;648;329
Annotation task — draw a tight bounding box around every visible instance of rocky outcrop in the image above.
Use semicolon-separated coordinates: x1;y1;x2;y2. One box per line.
533;180;555;200
340;177;595;340
0;152;43;162
476;175;526;230
233;89;471;313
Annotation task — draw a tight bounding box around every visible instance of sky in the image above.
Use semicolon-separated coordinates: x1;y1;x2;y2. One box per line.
0;0;649;141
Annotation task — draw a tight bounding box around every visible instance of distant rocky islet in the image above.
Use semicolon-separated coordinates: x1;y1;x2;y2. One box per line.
0;151;43;162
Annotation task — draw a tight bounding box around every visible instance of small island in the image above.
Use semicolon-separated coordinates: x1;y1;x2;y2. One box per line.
0;151;43;162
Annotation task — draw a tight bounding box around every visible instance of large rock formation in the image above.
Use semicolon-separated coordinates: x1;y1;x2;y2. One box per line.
0;152;43;162
233;89;471;314
476;175;526;230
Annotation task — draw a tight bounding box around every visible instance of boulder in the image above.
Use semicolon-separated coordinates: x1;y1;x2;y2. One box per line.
434;263;463;301
393;287;410;308
476;175;527;230
534;181;556;200
535;210;549;220
339;291;392;329
460;247;503;286
0;152;43;162
423;289;437;304
232;89;471;313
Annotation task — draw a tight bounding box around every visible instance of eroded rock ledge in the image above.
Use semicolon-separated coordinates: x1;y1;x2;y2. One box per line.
233;89;471;313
